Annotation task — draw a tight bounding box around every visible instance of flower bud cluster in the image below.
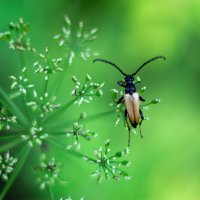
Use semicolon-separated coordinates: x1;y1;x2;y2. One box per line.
66;122;98;150
82;140;131;182
0;105;17;130
10;67;34;95
27;90;60;118
21;121;48;147
0;152;17;181
72;75;104;106
54;16;99;65
34;47;63;80
0;18;34;51
36;155;62;189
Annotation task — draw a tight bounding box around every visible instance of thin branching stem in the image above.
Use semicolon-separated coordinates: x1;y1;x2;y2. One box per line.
49;56;69;97
0;134;20;142
45;130;66;136
47;137;95;161
19;52;33;122
43;97;78;125
141;102;154;107
19;51;26;70
83;109;115;122
0;87;29;127
0;138;23;153
48;185;55;200
50;66;68;97
43;75;49;99
45;109;115;131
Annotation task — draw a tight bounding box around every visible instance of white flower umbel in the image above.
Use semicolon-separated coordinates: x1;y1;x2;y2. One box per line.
10;67;34;96
26;90;60;118
0;18;34;52
110;88;125;126
34;47;63;77
83;140;131;182
0;152;17;181
36;155;63;190
54;16;99;66
66;122;98;150
21;121;48;147
0;105;17;130
72;75;104;106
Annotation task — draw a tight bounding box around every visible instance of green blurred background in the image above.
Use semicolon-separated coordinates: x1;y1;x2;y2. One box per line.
0;0;200;199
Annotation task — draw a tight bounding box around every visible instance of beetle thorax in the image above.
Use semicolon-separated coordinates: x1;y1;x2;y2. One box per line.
125;75;136;94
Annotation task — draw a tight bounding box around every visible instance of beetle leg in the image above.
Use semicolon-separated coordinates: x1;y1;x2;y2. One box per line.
117;96;124;104
124;109;131;146
117;81;126;87
139;109;144;138
139;96;145;102
135;81;141;86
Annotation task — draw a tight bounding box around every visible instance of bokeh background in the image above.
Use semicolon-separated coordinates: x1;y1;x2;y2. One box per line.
0;0;200;199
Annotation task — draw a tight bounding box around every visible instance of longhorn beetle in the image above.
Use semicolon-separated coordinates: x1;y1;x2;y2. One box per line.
93;56;166;146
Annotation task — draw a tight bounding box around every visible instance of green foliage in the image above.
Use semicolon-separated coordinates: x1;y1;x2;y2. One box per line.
0;16;159;199
0;16;110;199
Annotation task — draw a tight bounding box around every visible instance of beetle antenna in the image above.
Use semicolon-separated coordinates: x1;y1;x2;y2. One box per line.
93;58;127;76
132;56;166;76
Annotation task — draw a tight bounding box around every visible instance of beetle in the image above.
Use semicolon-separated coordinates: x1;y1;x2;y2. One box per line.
93;56;166;146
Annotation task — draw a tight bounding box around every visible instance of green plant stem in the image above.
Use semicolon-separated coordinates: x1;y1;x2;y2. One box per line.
83;109;115;122
50;61;68;97
43;77;49;99
45;109;115;132
0;87;29;127
53;70;66;93
47;137;94;160
11;122;25;130
0;138;23;153
0;134;20;142
45;130;66;136
19;52;33;122
43;97;78;125
19;51;26;69
48;185;54;200
0;144;31;200
41;77;49;119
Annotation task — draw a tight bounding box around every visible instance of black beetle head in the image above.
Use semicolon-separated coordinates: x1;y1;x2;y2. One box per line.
125;75;134;82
